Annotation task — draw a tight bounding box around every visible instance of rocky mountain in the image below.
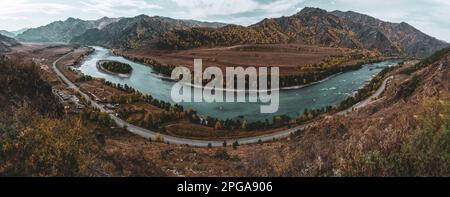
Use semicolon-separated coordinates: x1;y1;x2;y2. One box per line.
18;7;447;57
158;8;363;50
70;15;226;49
0;34;21;53
0;28;29;38
0;30;15;38
16;17;120;43
331;10;449;58
158;7;448;58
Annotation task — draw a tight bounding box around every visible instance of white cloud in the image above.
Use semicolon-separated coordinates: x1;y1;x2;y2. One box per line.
308;0;450;42
80;0;162;17
261;0;305;14
171;0;260;18
0;0;71;16
0;16;28;21
171;0;304;19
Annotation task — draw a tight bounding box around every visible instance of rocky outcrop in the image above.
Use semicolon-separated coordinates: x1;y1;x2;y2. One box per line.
331;10;449;58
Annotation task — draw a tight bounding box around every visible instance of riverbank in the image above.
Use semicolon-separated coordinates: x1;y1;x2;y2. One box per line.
112;48;399;92
54;50;404;145
111;44;396;87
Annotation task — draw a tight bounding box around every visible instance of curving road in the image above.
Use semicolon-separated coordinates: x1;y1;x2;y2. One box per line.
338;76;393;115
53;52;389;147
53;52;312;147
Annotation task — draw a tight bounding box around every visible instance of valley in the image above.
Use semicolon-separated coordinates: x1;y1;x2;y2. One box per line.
0;5;449;177
53;45;402;141
114;43;385;78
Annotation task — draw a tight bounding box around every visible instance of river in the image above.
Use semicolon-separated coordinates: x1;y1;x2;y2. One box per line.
77;46;399;122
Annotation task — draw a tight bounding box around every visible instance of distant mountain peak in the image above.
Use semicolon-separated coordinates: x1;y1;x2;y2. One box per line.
99;16;112;20
65;17;82;22
297;7;328;15
134;14;151;20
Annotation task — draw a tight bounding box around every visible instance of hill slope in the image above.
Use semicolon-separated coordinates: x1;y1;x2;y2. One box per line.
331;10;449;58
0;35;21;53
70;15;226;49
16;17;120;43
0;30;15;38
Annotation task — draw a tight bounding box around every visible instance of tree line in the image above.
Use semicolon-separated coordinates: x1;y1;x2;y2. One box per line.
112;51;175;76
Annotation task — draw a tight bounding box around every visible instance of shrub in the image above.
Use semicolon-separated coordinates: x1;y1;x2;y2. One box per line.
396;76;421;99
214;148;230;160
155;133;164;143
232;141;240;150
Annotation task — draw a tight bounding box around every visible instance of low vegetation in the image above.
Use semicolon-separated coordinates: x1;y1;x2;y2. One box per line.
347;99;450;176
0;57;95;176
0;104;98;176
0;56;62;116
76;74;94;82
400;47;450;75
281;52;380;87
396;76;421;99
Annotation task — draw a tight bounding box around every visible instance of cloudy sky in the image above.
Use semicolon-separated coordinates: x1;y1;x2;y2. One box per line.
1;0;449;42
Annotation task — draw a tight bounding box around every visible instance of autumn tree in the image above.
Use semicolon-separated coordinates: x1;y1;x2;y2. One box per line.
214;121;222;130
0;104;98;176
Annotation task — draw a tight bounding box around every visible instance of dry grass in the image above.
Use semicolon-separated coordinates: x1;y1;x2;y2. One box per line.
118;44;356;76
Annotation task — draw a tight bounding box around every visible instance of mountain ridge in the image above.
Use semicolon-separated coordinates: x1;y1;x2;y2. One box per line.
330;10;449;58
157;7;364;50
0;30;15;38
70;15;227;49
12;7;449;58
157;7;448;58
16;17;121;43
0;28;29;38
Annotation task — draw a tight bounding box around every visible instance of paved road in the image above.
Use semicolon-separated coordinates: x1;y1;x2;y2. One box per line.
338;76;393;115
53;52;312;147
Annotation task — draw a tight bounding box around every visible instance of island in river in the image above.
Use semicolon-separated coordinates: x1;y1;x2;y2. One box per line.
97;60;133;77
